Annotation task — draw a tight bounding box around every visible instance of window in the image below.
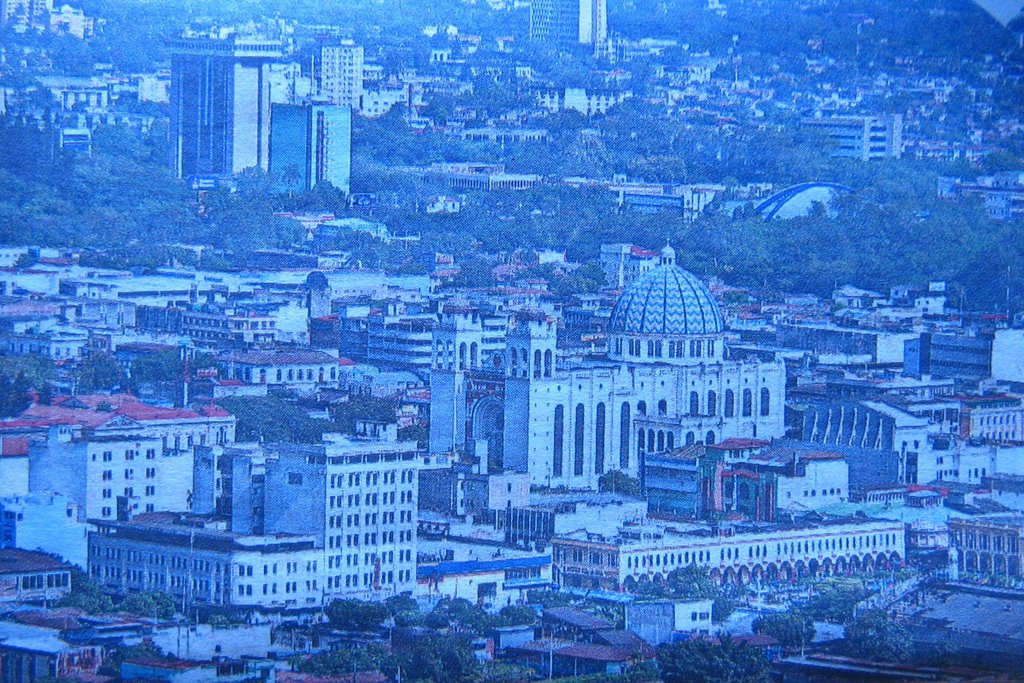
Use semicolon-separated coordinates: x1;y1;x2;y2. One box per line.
707;391;717;416
574;404;585;476
742;389;753;417
594;403;606;475
689;392;699;416
724;390;735;417
553;405;564;477
760;388;771;416
619;403;631;469
288;473;303;485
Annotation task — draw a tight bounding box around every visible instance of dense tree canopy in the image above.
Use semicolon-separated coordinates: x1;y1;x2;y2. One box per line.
657;636;770;683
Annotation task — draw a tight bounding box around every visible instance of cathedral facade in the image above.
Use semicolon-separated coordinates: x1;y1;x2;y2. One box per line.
429;246;787;489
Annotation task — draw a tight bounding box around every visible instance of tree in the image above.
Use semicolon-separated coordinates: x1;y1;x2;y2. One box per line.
293;644;393;677
803;583;872;625
841;610;912;662
424;597;496;634
665;565;718;601
398;424;429;448
75;353;127;393
129;349;184;392
657;636;770;683
482;662;535;683
118;592;177;620
451;257;497;289
496;604;537;627
395;633;481;683
598;470;641;496
217;396;333;443
325;598;390;632
330;396;398;434
0;372;32;418
57;567;113;614
386;593;423;627
97;641;166;678
751;611;813;649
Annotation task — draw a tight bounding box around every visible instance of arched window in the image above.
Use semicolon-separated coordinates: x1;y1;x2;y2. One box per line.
760;388;771;416
689;392;699;416
648;429;655;452
533;350;542;379
544;349;553;377
619;403;631;469
686;431;695;446
667;432;674;450
459;343;467;370
743;389;753;417
658;399;668;416
637;429;646;452
657;431;665;451
574;404;585;476
637;401;647;416
725;389;735;417
470;342;478;367
595;403;606;474
707;391;717;416
553;406;564;477
706;430;715;445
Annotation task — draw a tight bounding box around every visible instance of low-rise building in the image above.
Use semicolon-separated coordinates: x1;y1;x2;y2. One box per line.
0;621;102;682
625;599;713;645
218;349;342;393
0;549;72;605
552;514;906;591
416;540;551;609
949;514;1023;578
89;512;323;613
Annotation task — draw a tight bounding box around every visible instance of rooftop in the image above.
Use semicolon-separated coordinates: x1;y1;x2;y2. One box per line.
219;350;338;366
0;549;69;576
0;395;231;432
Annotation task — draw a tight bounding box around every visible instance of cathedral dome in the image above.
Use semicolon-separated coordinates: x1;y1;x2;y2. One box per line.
609;257;724;336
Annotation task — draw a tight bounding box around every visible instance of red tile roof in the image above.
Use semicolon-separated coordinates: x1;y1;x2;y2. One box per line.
0;395;232;432
0;549;70;575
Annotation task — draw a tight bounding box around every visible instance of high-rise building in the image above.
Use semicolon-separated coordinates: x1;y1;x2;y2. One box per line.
262;428;419;601
800;114;903;161
530;0;607;48
269;103;352;195
316;40;364;109
168;33;283;179
1;0;50;31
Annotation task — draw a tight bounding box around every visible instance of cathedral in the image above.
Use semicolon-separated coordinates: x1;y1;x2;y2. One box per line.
429;246;787;489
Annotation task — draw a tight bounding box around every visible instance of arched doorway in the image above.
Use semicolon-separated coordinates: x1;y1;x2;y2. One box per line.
471;397;504;471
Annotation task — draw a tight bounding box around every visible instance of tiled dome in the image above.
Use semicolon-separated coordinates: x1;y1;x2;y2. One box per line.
609;257;723;336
